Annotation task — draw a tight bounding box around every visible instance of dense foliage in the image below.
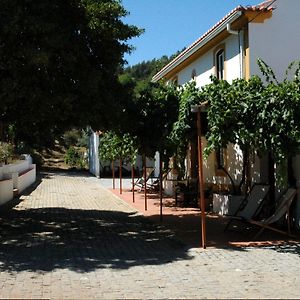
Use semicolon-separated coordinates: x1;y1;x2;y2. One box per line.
99;131;138;165
154;60;300;189
64;146;88;169
0;142;14;164
99;81;180;171
62;128;90;148
121;81;179;160
204;60;300;163
121;50;183;94
0;0;142;147
170;81;205;165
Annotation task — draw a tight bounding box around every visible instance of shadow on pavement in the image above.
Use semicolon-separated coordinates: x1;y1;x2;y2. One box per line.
0;207;192;273
113;188;300;255
148;212;300;255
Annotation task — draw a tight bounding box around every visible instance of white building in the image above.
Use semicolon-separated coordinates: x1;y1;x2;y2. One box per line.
153;0;300;84
153;0;300;225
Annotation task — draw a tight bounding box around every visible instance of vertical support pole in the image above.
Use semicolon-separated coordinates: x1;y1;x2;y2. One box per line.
196;109;207;249
159;152;163;223
132;165;135;203
119;159;122;194
112;161;115;189
143;154;147;211
0;121;3;141
287;209;291;236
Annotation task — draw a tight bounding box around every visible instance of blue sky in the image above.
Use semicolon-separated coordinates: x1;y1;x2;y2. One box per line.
122;0;261;66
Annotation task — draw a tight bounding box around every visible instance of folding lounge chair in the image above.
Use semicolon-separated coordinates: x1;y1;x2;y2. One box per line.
249;188;297;239
224;184;270;231
145;168;172;191
133;167;155;191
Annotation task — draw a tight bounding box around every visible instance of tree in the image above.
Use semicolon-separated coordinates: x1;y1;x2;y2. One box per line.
99;131;138;166
119;81;179;161
204;60;300;194
256;60;300;161
170;81;206;177
99;130;138;193
121;49;184;88
0;0;142;147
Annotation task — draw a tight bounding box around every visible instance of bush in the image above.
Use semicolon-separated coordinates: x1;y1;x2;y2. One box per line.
62;129;81;148
0;142;14;164
62;128;89;148
64;146;88;169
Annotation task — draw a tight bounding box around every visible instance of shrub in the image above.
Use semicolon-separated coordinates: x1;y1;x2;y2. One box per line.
63;128;90;148
64;146;88;169
62;129;81;148
0;142;14;164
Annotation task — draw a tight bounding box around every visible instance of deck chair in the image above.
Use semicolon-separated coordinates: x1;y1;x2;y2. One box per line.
133;167;155;191
249;188;297;239
145;168;172;191
224;184;270;231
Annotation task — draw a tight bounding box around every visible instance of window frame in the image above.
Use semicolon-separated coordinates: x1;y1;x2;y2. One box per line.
215;147;227;176
214;44;226;80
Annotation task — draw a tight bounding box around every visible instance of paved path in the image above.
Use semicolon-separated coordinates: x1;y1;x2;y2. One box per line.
0;172;300;299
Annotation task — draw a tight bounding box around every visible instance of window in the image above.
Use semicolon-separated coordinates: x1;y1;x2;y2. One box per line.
216;49;225;80
216;148;226;170
215;147;227;176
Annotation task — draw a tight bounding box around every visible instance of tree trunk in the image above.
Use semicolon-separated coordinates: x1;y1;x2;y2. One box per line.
132;165;135;203
159;152;163;223
190;140;198;179
143;154;147;211
0;121;3;141
268;152;276;211
119;159;122;194
112;161;115;189
288;156;296;186
238;149;249;194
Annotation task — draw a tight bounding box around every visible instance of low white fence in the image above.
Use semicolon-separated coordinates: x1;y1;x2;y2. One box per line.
0;155;36;206
0;177;13;206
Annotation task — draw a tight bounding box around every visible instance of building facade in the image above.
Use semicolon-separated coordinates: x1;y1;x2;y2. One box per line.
153;0;300;225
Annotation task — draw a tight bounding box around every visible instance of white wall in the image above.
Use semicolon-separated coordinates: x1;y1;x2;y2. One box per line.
225;34;243;83
177;34;242;87
89;131;100;178
202;138;261;188
18;165;36;193
249;0;300;81
0;178;13;205
0;156;36;205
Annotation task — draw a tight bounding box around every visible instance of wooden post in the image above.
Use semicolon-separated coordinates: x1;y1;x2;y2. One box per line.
159;152;163;223
119;159;122;194
112;161;115;189
0;121;3;141
196;108;207;249
132;165;135;203
143;154;147;211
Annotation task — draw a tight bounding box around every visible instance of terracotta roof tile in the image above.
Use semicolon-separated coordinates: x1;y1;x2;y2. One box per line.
244;0;275;11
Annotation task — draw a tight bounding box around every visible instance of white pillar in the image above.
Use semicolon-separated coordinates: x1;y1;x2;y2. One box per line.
154;151;160;178
89;132;100;178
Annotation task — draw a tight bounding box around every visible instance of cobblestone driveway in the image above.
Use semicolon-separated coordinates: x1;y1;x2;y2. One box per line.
0;172;299;299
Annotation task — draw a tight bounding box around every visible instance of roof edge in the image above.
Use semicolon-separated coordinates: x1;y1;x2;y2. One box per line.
152;1;275;82
152;10;242;82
